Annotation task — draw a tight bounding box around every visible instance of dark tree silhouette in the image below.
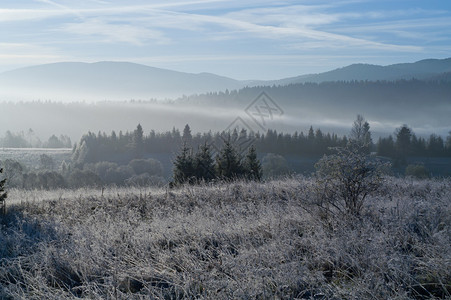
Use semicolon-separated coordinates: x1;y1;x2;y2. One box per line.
243;145;262;181
395;125;412;163
377;135;395;157
194;143;216;182
447;132;451;156
132;124;144;158
215;139;243;180
182;124;192;146
0;168;7;215
173;142;195;185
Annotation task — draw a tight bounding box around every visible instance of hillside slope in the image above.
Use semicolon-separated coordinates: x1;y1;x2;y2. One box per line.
0;62;243;101
256;57;451;86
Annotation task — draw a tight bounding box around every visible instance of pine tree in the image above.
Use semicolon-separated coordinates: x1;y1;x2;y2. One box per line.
182;124;192;146
132;123;144;158
173;142;195;185
215;139;243;180
395;125;412;159
446;131;451;156
377;135;395;157
307;126;315;154
0;168;7;215
243;145;262;181
194;143;216;182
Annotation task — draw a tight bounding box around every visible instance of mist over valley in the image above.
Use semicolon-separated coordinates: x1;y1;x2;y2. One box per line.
1;58;450;142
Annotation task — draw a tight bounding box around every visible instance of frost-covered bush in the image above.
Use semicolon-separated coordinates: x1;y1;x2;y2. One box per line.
315;146;388;217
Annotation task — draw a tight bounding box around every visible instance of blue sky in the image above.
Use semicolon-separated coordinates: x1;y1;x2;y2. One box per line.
1;0;450;79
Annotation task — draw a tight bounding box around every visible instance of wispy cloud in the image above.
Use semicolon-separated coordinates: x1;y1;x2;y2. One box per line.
61;19;170;45
0;8;64;22
143;8;423;52
0;0;450;78
0;1;435;52
0;1;228;22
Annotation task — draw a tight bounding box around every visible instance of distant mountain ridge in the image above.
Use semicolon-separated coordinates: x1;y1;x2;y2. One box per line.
0;61;242;101
253;58;451;86
0;58;450;101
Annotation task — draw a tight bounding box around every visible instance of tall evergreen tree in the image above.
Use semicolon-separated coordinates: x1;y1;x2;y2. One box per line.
307;126;315;154
308;126;315;140
173;142;195;185
427;134;445;157
446;131;451;156
215;139;243;180
132;123;144;158
243;145;262;181
377;136;395;157
194;143;216;182
182;124;192;146
395;125;412;159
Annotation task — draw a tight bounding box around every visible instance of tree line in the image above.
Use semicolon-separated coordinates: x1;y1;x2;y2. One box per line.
377;125;451;160
2;116;449;191
176;79;451;110
71;124;350;165
71;123;451;167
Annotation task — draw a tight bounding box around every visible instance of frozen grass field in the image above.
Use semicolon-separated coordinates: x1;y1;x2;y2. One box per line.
0;177;450;299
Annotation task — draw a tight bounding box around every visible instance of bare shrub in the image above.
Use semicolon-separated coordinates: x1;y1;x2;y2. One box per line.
314;146;388;218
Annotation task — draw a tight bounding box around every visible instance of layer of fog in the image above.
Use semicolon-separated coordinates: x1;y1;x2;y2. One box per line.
1;100;449;146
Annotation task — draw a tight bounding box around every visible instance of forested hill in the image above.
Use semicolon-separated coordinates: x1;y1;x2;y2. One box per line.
180;79;450;108
0;58;450;102
251;58;451;86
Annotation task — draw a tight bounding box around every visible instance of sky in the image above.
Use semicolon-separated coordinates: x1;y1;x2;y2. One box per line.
1;0;451;80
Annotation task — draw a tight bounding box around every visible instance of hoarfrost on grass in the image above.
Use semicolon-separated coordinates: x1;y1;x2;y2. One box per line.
0;177;450;299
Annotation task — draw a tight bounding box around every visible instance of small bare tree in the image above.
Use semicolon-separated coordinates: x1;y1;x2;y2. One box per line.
314;145;387;218
349;114;372;153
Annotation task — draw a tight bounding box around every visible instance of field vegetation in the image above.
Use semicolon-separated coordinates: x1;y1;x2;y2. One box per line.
0;176;450;299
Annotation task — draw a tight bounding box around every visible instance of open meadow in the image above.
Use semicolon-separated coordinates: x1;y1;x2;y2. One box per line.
0;177;450;299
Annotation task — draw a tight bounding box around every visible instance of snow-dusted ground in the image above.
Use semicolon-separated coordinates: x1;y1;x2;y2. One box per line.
1;177;450;299
6;185;167;205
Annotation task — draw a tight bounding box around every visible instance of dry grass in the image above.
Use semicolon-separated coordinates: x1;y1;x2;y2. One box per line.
0;177;450;299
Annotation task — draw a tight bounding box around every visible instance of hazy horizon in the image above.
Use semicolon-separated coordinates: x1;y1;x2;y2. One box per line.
0;1;450;145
